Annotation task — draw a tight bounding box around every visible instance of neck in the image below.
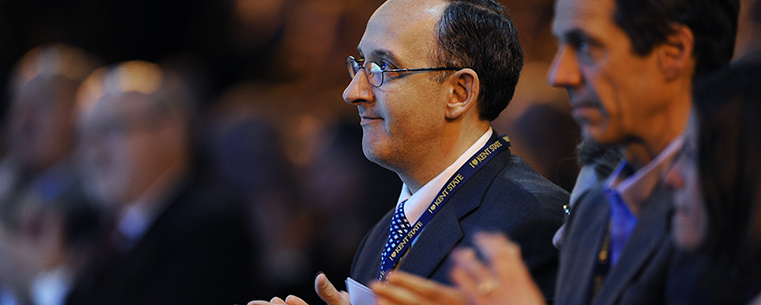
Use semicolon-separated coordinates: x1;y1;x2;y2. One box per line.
400;122;490;194
624;120;687;171
624;79;691;170
623;123;685;170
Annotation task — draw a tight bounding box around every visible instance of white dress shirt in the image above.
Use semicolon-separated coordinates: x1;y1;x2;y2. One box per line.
397;128;494;224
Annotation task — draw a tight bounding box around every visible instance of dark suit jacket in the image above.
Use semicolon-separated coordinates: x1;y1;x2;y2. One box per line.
555;182;679;305
66;178;260;305
350;138;568;300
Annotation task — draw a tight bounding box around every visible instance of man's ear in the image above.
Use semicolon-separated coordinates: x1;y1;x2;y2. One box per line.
446;68;479;120
658;24;695;81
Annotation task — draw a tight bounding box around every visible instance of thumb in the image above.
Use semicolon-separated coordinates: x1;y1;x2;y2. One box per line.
315;273;350;305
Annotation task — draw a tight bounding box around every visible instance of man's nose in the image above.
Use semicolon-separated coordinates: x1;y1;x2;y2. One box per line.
342;69;374;105
548;45;582;88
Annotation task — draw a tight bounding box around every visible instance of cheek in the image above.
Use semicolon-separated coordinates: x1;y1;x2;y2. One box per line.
606;64;662;131
122;135;167;183
592;75;623;123
375;91;425;137
87;141;133;199
573;70;620;142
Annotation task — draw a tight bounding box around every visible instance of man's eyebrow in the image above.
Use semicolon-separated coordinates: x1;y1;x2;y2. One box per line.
365;49;399;63
355;47;405;66
556;28;592;43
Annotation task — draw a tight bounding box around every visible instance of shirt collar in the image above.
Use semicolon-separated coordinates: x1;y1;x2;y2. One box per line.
604;136;684;216
115;177;190;244
398;128;494;223
116;198;160;243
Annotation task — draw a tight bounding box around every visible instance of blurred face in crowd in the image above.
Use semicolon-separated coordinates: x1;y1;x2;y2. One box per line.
548;0;668;146
78;92;169;208
664;116;707;251
9;77;78;173
342;0;453;172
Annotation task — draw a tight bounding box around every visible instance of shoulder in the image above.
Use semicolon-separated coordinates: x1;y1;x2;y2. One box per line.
486;152;569;213
460;152;567;232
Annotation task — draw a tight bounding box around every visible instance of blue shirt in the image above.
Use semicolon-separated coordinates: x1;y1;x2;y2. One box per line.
603;137;683;267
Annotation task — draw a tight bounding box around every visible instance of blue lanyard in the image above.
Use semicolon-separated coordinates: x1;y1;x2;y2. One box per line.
378;135;510;280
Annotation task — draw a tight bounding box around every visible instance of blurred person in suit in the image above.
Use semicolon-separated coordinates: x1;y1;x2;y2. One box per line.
62;61;259;305
548;0;737;303
0;44;101;305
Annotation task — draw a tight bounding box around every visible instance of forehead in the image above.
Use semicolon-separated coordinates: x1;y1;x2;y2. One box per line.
552;0;617;39
81;92;152;124
14;76;71;106
358;0;446;63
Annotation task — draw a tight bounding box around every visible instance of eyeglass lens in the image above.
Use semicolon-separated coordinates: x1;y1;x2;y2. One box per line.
347;57;383;87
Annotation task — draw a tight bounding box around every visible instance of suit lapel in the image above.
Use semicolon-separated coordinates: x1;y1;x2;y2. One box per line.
593;184;672;305
398;146;510;279
398;202;463;278
557;188;610;305
351;209;393;284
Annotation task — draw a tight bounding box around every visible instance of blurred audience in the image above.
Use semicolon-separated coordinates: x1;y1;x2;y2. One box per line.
0;44;101;305
200;85;307;298
63;61;260;305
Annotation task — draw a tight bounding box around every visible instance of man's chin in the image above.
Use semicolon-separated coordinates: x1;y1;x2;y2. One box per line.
362;144;396;171
361;143;381;164
581;127;622;147
580;127;604;144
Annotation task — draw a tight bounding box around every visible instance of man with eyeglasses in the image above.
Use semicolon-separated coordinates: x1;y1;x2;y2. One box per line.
248;0;568;304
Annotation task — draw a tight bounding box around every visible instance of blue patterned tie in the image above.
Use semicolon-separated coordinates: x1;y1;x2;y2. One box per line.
380;200;412;274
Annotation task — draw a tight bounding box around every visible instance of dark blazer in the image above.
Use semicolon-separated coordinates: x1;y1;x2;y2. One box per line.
555;182;678;305
350;136;568;300
66;178;260;305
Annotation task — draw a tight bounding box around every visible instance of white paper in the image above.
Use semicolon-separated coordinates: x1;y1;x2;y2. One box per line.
345;277;377;305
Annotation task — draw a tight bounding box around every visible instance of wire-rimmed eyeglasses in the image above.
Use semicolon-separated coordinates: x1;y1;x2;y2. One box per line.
346;56;461;87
